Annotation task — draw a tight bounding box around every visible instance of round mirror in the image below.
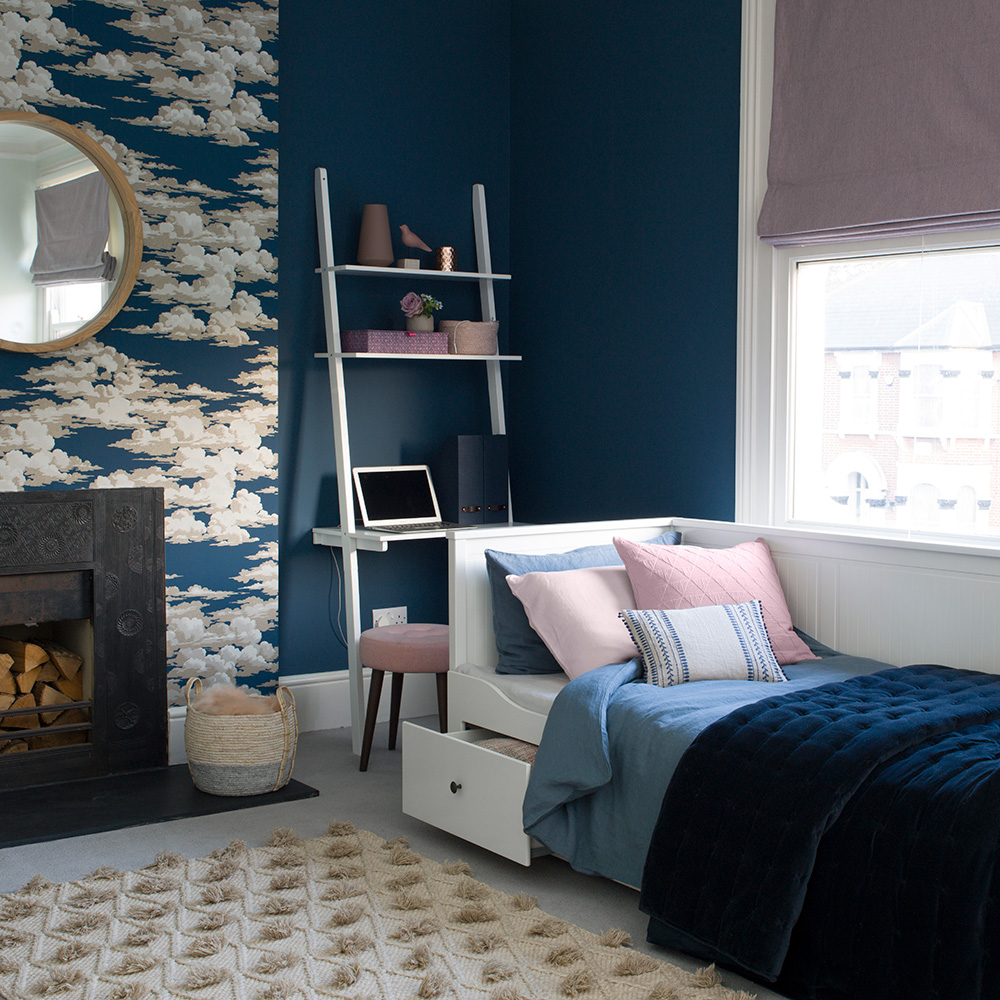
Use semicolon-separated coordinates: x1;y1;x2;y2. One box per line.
0;110;142;354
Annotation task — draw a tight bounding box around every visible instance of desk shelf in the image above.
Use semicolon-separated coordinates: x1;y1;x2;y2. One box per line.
312;522;529;553
312;526;449;552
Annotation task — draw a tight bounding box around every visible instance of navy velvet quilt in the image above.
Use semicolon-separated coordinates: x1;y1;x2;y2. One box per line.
640;664;1000;1000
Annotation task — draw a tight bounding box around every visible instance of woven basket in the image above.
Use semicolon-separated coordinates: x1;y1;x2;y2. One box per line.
184;678;297;796
452;320;498;355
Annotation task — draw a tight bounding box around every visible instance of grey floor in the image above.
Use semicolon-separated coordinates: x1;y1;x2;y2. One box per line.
0;719;785;1000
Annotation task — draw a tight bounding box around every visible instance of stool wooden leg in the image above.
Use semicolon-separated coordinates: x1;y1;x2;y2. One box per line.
388;673;404;750
436;672;448;732
360;669;385;772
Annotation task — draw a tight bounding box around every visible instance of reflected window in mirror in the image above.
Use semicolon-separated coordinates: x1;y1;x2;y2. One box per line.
42;282;109;342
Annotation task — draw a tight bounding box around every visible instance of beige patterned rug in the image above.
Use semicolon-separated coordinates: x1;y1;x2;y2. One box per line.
0;821;755;1000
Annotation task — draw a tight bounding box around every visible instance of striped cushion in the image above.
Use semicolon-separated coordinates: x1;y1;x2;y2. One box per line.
619;601;787;687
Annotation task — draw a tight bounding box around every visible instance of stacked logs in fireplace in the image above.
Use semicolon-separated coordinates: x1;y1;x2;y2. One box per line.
0;636;89;752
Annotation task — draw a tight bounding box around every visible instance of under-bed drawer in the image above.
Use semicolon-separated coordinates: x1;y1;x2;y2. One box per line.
401;723;538;866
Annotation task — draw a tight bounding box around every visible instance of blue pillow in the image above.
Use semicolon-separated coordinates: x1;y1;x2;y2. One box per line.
485;531;682;675
793;627;839;658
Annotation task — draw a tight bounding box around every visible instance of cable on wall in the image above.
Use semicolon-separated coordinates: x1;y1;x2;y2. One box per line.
328;547;349;649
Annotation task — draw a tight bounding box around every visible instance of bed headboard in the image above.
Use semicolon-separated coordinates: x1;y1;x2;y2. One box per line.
449;517;1000;675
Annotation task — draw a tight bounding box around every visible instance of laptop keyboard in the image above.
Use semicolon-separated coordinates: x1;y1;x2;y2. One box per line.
375;521;462;532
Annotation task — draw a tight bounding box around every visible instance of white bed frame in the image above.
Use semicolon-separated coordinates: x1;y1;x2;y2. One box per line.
403;516;1000;864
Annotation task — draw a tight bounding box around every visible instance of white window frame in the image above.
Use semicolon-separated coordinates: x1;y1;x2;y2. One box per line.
735;0;778;526
736;0;1000;548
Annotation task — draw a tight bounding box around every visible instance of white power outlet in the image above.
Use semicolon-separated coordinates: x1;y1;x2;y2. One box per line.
372;606;407;627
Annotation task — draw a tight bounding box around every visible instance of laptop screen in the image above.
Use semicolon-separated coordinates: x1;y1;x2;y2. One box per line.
353;466;440;526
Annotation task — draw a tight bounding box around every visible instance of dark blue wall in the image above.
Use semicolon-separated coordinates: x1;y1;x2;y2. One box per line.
507;1;742;524
279;1;511;673
278;0;741;675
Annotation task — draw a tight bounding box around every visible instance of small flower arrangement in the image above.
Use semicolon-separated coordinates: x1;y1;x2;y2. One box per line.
400;292;442;318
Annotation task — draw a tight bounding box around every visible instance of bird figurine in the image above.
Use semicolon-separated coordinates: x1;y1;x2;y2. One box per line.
399;224;433;253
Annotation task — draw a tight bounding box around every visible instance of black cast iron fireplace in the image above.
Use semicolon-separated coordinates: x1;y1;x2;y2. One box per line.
0;487;167;791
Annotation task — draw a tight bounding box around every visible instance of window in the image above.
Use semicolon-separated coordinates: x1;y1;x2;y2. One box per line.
912;365;943;430
909;483;940;526
835;360;878;433
957;485;978;526
737;0;1000;545
779;241;1000;540
849;367;876;429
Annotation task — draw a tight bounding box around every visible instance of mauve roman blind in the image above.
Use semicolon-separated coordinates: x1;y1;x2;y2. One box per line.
757;1;1000;247
30;171;115;286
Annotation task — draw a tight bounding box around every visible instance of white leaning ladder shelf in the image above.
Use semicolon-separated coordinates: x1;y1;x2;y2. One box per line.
311;168;518;754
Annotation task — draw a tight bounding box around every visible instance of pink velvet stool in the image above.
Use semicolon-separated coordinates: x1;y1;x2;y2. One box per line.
358;623;449;771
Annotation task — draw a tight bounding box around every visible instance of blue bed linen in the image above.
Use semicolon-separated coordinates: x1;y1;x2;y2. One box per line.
522;650;890;889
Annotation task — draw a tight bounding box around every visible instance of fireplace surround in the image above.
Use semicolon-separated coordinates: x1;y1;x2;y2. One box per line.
0;487;167;790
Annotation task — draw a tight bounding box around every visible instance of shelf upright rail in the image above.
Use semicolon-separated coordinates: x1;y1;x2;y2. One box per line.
472;183;512;516
314;166;366;755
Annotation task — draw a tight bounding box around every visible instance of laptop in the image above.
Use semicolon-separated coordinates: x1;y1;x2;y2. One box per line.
352;465;464;532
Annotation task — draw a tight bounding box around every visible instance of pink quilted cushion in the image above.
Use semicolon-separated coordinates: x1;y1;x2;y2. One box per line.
358;623;449;673
505;566;639;680
612;537;817;666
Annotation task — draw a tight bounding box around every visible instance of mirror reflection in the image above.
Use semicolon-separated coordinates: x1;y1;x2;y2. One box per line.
0;112;142;353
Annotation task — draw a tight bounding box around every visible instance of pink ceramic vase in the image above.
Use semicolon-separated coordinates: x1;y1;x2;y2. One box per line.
357;204;393;266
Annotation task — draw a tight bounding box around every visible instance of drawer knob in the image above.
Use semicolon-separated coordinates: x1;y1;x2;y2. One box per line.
450;781;462;794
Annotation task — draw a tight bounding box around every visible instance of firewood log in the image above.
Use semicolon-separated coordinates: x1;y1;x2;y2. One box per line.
15;665;43;695
37;641;83;679
0;637;49;672
32;672;65;701
54;676;85;702
0;656;14;696
52;707;89;728
4;694;39;729
39;685;73;724
27;730;87;750
36;662;60;683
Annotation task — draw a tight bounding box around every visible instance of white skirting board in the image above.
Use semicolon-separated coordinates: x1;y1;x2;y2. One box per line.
168;668;440;766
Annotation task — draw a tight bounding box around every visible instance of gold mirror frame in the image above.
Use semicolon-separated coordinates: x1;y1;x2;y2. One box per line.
0;110;143;354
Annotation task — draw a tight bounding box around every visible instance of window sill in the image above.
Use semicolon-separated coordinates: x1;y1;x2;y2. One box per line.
779;517;1000;558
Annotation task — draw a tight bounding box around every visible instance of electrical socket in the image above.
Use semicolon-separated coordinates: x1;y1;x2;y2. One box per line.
372;606;407;627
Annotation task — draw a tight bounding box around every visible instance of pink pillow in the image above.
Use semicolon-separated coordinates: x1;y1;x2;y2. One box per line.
505;566;639;679
612;536;817;666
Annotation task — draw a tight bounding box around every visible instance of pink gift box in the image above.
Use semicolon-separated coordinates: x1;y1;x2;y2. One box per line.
340;329;448;354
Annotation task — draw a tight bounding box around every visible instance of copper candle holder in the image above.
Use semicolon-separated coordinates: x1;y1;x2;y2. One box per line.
434;246;457;271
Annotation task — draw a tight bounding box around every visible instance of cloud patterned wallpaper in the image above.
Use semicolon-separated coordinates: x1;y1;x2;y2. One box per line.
0;0;278;705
